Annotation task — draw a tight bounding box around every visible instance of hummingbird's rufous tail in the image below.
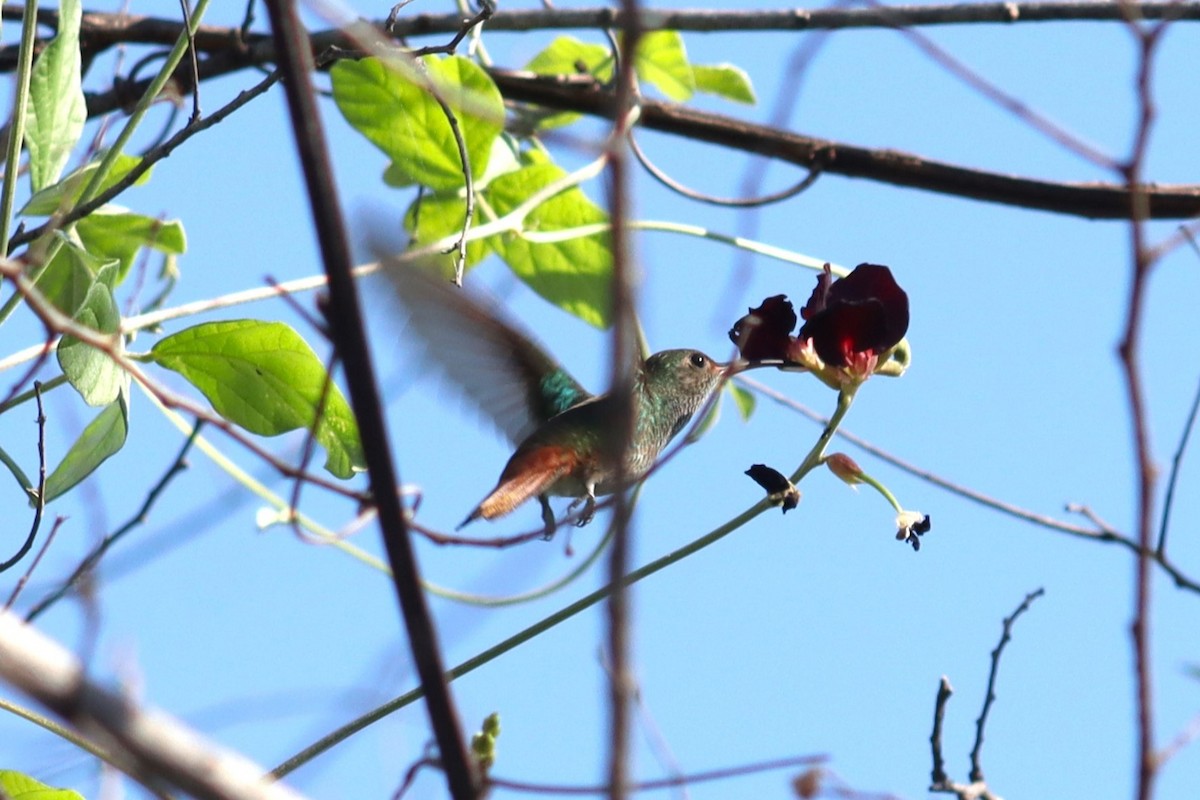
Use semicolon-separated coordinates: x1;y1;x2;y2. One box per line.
456;445;579;529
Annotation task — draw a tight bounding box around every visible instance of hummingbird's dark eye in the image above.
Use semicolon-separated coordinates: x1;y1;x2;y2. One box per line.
689;353;707;369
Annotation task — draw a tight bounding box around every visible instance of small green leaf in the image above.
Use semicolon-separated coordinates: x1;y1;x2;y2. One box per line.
149;320;366;478
0;771;85;800
43;392;129;503
484;162;612;328
57;261;126;407
635;31;695;101
693;64;757;104
526;35;614;79
524;36;614;129
77;208;186;283
729;382;756;420
21;153;149;216
26;0;86;191
403;192;490;270
332;55;503;192
0;442;34;496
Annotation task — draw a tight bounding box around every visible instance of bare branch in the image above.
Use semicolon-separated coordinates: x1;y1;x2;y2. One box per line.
970;588;1045;782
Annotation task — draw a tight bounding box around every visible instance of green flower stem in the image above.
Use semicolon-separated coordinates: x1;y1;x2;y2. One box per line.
273;389;857;778
852;469;906;515
791;388;856;484
0;694;114;765
137;381;390;573
0;0;40;257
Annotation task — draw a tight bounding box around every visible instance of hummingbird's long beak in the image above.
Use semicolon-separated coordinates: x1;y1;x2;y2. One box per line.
728;357;797;374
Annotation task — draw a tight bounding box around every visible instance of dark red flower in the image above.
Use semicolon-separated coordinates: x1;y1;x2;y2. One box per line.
799;264;909;367
727;295;797;362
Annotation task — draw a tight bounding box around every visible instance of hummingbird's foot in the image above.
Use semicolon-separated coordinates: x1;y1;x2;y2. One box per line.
575;495;596;528
538;495;557;541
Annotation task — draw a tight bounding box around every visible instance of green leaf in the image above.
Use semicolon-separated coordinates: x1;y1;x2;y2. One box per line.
77;208;187;283
35;233;105;315
483;163;612;328
0;442;34;496
25;0;86;191
43;392;129;503
331;55;504;192
56;261;125;407
526;35;614;79
403;192;491;270
729;382;756;420
0;771;86;800
693;63;757;104
21;153;150;216
524;36;614;129
149;320;366;478
635;31;695;101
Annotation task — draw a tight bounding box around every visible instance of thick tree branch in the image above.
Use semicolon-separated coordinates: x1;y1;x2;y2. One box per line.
4;6;1190;220
489;70;1200;219
5;2;1200;58
0;611;309;800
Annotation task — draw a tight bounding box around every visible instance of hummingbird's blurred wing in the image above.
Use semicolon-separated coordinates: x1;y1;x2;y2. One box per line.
381;260;592;444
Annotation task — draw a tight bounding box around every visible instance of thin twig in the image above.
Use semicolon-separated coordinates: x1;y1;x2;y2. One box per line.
1156;373;1200;554
0;333;55;428
4;516;63;610
970;588;1045;782
261;2;478;797
428;88;474;284
628;129;821;207
485;753;827;795
875;0;1114;169
0;381;47;573
408;0;494;58
25;420;203;621
1157;711;1200;767
740;375;1200;594
176;0;201;122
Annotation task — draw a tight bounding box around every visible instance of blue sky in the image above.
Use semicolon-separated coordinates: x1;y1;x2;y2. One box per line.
2;2;1199;799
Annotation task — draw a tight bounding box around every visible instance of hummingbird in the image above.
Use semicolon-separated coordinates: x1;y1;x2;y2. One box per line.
383;263;728;536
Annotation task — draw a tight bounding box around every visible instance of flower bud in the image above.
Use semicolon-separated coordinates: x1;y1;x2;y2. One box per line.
825;453;865;486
